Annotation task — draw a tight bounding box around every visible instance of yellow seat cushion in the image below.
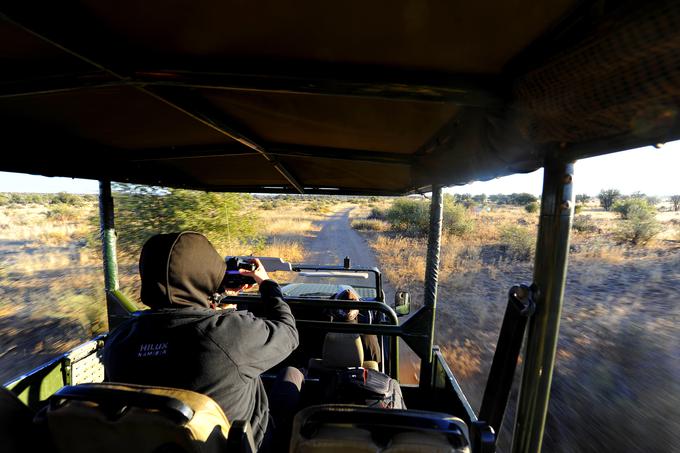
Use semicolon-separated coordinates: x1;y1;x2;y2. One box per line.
47;383;230;453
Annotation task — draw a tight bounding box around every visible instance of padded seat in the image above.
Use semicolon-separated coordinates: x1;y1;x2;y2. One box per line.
308;333;379;372
290;404;470;453
45;382;251;453
294;426;380;453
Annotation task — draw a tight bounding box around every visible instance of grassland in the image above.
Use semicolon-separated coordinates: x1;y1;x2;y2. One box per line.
352;199;680;452
1;193;678;451
0;196;334;383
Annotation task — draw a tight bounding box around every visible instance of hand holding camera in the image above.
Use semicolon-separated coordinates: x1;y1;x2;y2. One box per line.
221;257;269;291
239;258;269;285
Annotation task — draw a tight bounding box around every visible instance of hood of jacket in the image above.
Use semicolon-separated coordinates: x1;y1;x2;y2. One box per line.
139;232;227;309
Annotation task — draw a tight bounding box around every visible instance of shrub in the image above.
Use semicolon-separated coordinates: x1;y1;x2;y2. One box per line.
368;207;387;220
598;189;621;211
524;202;539;213
50;192;84;206
499;224;535;260
572;215;598;233
442;201;473;236
612;198;656;220
386;197;472;237
574;204;584;214
615;206;662;245
386;199;429;234
46;204;80;222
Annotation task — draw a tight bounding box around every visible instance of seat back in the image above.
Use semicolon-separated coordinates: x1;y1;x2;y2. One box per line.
0;386;52;453
322;333;364;368
46;383;231;453
312;333;378;371
290;404;471;453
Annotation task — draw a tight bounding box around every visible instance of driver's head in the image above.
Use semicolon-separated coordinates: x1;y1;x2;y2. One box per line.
139;232;226;309
331;288;361;322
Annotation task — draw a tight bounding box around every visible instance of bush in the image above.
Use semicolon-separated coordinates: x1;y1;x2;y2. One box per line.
386;199;429;235
50;192;84;206
499;224;535;260
572;215;598;233
443;201;473;236
524;202;539;213
612;198;656;220
46;204;80;222
574;204;584;214
368;207;387;220
386;197;472;237
615;206;662;245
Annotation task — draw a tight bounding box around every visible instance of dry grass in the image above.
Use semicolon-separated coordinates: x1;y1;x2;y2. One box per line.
351;219;389;231
259;239;305;263
356;202;680;451
0;198;342;382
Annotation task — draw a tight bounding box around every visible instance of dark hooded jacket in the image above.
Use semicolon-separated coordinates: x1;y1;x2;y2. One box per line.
102;232;298;448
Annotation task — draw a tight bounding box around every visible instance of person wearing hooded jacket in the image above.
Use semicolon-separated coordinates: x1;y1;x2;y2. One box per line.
102;231;300;450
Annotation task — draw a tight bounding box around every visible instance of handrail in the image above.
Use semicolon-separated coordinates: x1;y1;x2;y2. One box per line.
230;296;399;326
107;289;138;313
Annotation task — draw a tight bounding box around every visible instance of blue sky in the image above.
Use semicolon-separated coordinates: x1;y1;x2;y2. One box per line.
1;141;678;196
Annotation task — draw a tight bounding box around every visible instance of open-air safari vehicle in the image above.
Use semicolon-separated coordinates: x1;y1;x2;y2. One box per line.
1;1;679;452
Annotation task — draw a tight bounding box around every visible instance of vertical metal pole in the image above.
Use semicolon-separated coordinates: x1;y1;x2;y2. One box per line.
99;180;119;292
419;185;444;387
512;156;574;453
100;180;136;329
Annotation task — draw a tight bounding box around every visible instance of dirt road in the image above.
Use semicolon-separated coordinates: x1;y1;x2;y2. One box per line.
299;206;394;296
302;206;420;383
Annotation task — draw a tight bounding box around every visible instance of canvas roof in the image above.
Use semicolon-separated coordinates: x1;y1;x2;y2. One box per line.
1;1;678;194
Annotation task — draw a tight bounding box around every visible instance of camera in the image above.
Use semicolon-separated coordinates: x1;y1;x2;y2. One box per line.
221;257;257;289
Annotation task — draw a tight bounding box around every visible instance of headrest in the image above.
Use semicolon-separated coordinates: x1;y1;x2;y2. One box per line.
45;383;230;453
322;333;364;368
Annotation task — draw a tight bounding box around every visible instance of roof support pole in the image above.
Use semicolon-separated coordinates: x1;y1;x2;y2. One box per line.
419;184;444;388
512;155;574;453
99;180;118;293
99;181;135;328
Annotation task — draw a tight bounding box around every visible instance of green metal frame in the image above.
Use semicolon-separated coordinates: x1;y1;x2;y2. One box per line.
511;155;575;453
99;181;136;328
4;336;106;410
420;185;444;388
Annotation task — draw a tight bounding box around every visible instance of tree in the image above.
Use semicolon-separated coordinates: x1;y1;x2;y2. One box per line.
670;195;680;212
110;183;261;258
575;194;591;205
472;194;487;205
508;193;538;206
598;189;621;211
